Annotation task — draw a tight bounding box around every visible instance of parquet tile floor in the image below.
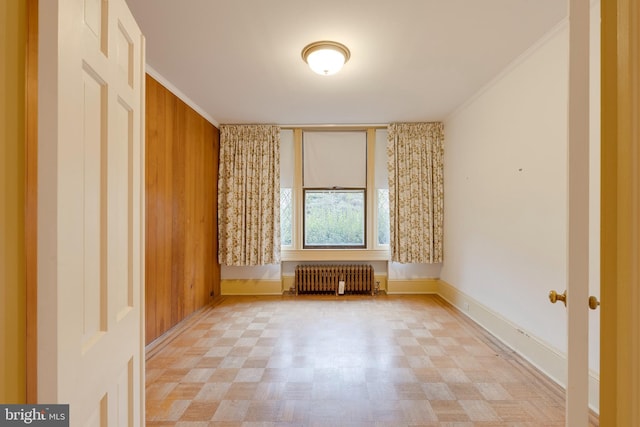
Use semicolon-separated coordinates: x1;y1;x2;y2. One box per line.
146;294;597;426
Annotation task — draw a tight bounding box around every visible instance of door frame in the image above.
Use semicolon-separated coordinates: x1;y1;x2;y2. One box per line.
23;0;640;422
600;0;640;424
25;0;38;403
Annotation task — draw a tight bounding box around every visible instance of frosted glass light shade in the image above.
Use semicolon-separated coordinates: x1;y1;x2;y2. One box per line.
302;41;350;76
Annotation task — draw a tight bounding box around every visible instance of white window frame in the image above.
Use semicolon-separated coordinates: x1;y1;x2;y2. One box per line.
280;127;390;261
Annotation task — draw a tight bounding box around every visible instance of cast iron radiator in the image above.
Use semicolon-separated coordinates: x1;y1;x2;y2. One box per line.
294;264;374;295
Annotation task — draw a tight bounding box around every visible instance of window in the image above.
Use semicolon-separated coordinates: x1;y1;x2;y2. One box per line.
302;131;367;248
304;189;365;248
280;188;292;246
377;188;390;245
280;129;294;246
375;129;390;245
279;127;390;257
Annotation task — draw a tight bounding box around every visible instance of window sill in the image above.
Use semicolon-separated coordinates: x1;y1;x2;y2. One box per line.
280;248;390;262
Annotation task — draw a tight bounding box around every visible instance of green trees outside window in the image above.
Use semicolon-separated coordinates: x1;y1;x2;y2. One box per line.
304;189;365;248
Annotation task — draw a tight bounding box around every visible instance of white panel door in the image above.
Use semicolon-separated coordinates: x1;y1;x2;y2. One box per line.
38;0;145;425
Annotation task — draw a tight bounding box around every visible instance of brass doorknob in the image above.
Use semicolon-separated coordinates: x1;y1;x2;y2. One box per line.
549;290;567;306
588;296;600;310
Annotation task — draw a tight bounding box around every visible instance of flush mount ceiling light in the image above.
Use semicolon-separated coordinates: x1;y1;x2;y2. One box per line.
301;41;351;76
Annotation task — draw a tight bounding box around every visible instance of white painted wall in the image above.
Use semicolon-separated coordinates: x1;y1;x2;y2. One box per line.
223;261;442;280
223;261;391;280
221;264;281;280
389;262;441;279
443;22;569;354
442;3;600;380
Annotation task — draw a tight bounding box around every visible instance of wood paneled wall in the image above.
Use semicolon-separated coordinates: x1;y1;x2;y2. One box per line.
145;75;220;344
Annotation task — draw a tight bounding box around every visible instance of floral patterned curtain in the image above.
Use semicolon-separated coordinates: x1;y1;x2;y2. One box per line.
387;122;444;263
218;125;280;266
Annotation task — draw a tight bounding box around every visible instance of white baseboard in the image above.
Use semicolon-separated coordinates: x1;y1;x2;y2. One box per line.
438;280;599;413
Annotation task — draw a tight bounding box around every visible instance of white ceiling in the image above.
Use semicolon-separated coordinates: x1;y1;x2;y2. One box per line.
125;0;567;126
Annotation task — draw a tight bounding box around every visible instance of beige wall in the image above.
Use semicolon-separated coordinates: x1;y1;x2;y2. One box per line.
443;21;570;355
0;0;27;403
442;3;601;411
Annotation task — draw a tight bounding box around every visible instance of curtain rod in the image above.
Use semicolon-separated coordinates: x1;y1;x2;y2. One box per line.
279;123;388;130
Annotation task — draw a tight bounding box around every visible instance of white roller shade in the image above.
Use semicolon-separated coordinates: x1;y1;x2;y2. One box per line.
303;131;367;188
280;129;294;187
375;129;388;189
